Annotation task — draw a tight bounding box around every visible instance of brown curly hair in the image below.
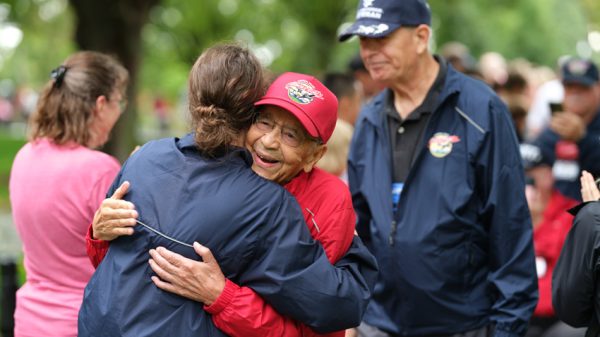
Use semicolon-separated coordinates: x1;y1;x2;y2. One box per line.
188;43;266;157
29;51;128;146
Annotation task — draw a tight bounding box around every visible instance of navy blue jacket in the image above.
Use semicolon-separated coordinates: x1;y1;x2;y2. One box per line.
348;66;537;337
78;134;378;337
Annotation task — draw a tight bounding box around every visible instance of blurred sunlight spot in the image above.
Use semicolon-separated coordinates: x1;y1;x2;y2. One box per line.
142;26;158;45
0;24;23;50
0;4;10;22
254;45;274;67
576;40;592;59
162;7;182;27
281;19;303;48
589;31;600;53
142;25;174;52
265;40;282;59
259;0;274;4
218;0;238;16
38;0;67;22
235;29;255;44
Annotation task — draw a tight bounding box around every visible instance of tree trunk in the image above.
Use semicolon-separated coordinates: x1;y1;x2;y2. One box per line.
69;0;160;161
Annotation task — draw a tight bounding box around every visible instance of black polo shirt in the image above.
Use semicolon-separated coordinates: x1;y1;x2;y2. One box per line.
386;56;447;183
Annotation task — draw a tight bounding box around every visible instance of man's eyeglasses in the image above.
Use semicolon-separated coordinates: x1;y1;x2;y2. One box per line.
253;114;322;148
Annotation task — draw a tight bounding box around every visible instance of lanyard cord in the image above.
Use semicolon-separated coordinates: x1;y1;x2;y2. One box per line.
135;219;193;248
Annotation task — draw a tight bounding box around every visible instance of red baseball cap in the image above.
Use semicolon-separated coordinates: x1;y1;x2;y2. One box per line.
254;72;338;143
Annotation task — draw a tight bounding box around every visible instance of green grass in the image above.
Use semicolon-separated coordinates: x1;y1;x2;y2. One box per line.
0;129;26;210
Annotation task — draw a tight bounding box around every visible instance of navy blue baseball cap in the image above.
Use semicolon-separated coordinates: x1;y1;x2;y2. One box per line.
338;0;432;42
561;57;599;87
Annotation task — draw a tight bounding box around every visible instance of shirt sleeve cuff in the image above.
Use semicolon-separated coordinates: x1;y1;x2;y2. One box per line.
86;223;109;249
204;278;239;315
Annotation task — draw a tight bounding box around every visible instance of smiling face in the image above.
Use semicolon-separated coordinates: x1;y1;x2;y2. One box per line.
246;105;326;185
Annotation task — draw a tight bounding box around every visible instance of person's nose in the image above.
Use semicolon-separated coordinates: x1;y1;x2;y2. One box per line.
261;128;281;149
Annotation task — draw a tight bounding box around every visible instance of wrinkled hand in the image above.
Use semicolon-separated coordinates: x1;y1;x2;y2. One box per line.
581;170;600;202
92;181;138;241
550;112;586;142
149;242;226;306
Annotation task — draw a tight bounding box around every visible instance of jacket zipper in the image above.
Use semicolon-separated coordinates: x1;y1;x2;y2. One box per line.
389;220;397;246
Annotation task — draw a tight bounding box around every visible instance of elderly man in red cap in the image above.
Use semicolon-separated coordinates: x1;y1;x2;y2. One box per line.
87;72;369;337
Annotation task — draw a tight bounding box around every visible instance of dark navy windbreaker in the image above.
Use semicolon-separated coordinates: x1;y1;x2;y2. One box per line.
78;134;378;337
348;66;537;337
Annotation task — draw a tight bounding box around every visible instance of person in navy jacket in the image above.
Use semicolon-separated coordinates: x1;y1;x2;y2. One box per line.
77;44;377;337
338;0;538;336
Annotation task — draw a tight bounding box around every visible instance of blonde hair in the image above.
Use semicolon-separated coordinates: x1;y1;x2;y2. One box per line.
317;119;354;176
29;51;128;146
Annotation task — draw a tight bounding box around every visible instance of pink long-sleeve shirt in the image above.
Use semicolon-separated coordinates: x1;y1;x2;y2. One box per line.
9;138;120;337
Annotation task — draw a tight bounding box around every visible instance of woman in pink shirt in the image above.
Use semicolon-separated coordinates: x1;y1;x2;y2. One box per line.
9;51;128;337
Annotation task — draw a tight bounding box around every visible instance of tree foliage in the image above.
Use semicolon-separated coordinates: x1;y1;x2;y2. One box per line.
429;0;588;65
0;0;598;158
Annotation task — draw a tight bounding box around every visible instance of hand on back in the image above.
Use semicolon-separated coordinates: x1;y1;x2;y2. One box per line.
92;181;138;241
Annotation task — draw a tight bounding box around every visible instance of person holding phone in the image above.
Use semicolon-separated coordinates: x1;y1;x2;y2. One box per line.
522;57;600;202
549;102;563;116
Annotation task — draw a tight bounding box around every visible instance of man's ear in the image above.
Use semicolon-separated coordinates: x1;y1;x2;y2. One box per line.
414;24;431;55
303;144;328;173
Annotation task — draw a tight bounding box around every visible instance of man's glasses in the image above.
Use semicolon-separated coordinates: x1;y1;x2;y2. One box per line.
253;114;321;148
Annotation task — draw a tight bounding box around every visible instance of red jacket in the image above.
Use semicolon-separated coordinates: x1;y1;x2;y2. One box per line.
86;167;356;337
532;190;578;317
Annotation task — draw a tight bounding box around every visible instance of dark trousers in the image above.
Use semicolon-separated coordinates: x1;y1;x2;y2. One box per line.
1;262;17;337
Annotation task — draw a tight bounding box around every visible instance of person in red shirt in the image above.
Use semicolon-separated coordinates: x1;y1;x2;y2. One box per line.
88;72;361;337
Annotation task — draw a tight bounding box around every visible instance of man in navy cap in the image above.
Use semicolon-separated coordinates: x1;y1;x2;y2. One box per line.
522;57;600;202
339;0;538;336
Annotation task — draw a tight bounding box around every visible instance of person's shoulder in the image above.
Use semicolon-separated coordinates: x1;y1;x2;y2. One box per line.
568;201;600;238
122;137;183;167
252;174;291;199
448;68;496;98
67;145;120;170
134;137;177;155
310;168;349;189
577;201;600;221
355;90;389;128
306;168;352;201
362;90;388;113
